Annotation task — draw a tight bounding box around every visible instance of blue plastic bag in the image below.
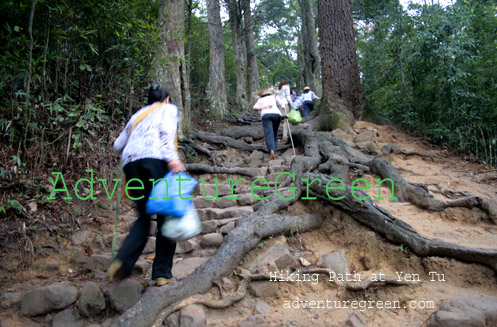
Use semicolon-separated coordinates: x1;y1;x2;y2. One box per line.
145;172;198;217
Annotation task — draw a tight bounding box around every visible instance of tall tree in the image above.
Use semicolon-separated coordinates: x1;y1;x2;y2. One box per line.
243;0;260;103
226;0;248;110
298;0;321;94
206;0;227;118
317;0;365;130
153;0;191;136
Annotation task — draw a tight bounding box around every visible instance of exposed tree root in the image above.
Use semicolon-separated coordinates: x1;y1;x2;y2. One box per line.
238;269;418;291
381;143;439;158
185;163;254;176
286;130;497;269
429;188;472;199
194;132;291;153
112;213;323;327
344;275;419;291
369;158;497;223
225;111;260;125
151;279;250;327
220;126;264;140
304;172;497;271
396;166;421;176
189;143;219;166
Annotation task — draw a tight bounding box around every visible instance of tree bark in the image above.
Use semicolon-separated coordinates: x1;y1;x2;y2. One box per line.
207;0;228;119
317;0;365;131
299;0;321;95
243;0;260;104
153;0;191;137
226;0;248;110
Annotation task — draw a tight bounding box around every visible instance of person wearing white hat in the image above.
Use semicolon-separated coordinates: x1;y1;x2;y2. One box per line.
301;86;319;117
253;88;286;160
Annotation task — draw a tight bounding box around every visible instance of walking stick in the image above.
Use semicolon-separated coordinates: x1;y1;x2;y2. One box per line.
286;118;296;156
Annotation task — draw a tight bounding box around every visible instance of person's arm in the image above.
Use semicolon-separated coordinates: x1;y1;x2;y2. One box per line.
113;120;132;154
312;91;320;100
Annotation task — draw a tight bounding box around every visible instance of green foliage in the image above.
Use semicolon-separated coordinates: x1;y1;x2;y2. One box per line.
254;0;301;88
0;0;160;170
357;0;497;166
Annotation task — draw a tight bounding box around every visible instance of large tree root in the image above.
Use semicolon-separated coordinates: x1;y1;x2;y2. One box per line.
151;279;250;327
185;163;254;176
369;158;497;223
220;126;264;140
303;172;497;271
225;111;260;125
194;132;291;153
238;269;418;291
285;130;497;270
112;214;323;327
381;143;439;158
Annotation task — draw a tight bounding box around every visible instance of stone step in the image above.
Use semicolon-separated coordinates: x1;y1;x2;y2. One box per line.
201;217;239;234
194;192;262;209
197;206;253;221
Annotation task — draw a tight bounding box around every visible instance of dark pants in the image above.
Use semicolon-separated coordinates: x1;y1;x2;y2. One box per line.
302;100;314;117
117;158;176;280
262;114;281;153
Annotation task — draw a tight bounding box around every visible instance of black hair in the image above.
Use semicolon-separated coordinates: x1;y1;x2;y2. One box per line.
147;86;169;105
303;89;310;94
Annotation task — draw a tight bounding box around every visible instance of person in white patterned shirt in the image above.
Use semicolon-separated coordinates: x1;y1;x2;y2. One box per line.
108;86;185;287
253;88;286;160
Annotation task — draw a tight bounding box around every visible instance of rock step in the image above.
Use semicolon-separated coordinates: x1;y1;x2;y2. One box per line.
194;192;262;208
201;217;239;234
197;206;253;221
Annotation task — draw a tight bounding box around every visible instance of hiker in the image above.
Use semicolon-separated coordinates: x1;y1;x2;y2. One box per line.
277;80;292;144
290;88;297;102
109;85;185;287
301;86;319;117
293;95;304;116
253;88;286;160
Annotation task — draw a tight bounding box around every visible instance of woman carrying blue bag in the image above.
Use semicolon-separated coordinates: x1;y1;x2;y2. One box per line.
109;85;186;286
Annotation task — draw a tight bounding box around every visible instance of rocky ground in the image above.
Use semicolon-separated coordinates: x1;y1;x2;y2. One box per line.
1;119;497;327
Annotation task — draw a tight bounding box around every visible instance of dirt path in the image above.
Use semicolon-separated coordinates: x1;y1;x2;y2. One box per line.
1;120;496;327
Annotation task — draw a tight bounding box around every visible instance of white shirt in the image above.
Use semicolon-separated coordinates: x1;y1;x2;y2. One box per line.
253;95;285;118
302;91;319;102
114;102;179;167
278;84;292;105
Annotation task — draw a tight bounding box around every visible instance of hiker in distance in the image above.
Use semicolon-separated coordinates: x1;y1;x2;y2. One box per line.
108;85;185;287
277;80;293;144
253;88;286;160
301;86;320;117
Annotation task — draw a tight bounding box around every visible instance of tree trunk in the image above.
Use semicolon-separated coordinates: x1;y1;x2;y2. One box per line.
297;29;305;91
22;0;37;157
243;0;260;104
185;0;194;84
153;0;191;137
299;0;321;95
226;0;248;110
317;0;365;131
206;0;228;119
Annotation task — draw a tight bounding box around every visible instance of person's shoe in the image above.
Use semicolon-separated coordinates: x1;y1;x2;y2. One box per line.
156;277;175;286
269;150;276;160
107;259;123;282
